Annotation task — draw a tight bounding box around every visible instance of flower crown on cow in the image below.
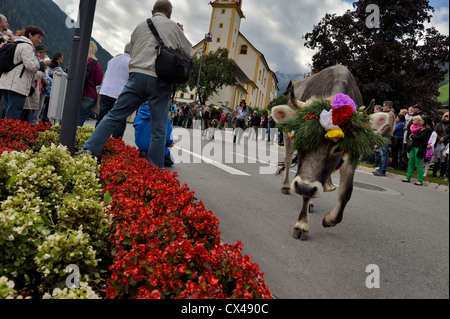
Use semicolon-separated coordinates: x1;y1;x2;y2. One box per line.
276;94;387;168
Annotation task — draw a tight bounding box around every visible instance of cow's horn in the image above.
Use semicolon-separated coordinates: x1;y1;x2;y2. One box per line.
290;88;303;109
364;99;376;114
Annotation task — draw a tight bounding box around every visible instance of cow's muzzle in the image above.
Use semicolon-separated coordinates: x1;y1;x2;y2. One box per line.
291;177;324;198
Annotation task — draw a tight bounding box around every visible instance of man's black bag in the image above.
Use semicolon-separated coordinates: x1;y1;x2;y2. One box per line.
147;18;193;85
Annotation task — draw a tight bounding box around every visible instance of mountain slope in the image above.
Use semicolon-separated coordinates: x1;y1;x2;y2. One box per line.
275;72;301;96
0;0;112;72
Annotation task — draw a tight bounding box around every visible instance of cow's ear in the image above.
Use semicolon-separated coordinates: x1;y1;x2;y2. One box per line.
272;105;298;123
369;112;389;130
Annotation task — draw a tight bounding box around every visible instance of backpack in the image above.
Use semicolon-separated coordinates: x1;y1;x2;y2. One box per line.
0;41;29;77
84;59;98;88
146;18;193;84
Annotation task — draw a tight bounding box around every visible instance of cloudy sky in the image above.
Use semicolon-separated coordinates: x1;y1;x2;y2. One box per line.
52;0;449;75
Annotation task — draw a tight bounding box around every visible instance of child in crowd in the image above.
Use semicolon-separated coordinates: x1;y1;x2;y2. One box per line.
407;115;423;156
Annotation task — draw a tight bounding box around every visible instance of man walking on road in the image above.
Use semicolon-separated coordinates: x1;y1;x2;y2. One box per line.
79;0;193;169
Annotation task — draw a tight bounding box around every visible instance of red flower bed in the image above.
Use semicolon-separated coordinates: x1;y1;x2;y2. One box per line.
0;119;273;299
99;139;273;299
0;119;50;152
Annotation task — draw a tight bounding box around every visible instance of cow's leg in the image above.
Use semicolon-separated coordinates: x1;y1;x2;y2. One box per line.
309;199;314;213
293;197;311;240
323;160;355;228
281;130;293;195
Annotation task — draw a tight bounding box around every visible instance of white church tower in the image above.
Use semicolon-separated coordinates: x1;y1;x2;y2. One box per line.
176;0;279;110
207;0;245;59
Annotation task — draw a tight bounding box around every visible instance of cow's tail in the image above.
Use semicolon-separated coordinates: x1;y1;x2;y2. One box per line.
276;154;298;176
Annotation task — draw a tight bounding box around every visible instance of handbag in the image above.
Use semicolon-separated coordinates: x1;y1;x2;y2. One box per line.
146;18;193;84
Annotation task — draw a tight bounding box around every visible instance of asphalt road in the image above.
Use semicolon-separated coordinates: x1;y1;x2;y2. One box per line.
117;123;449;299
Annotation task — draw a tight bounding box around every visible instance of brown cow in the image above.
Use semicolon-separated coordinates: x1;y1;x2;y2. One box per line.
272;65;382;240
277;65;364;195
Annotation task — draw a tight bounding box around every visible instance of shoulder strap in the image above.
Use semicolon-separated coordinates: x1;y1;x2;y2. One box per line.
146;18;165;47
84;59;98;86
86;59;98;77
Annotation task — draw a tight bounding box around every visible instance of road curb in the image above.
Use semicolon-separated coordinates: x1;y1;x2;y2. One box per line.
357;165;449;193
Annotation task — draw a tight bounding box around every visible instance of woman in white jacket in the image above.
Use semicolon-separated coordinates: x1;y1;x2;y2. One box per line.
0;25;51;119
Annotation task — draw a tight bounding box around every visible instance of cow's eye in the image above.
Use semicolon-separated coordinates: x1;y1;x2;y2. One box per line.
334;147;343;153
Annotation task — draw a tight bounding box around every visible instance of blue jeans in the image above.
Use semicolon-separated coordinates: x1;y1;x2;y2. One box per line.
83;73;172;169
96;95;126;139
78;95;97;127
1;90;27;120
378;135;391;175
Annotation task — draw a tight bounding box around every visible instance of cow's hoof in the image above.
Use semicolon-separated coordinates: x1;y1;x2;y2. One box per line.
281;187;290;195
322;213;340;228
293;227;308;241
309;203;314;214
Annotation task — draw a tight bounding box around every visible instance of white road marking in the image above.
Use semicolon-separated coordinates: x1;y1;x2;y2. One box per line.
173;146;251;176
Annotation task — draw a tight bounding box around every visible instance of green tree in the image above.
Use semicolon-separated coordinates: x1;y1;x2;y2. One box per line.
179;48;238;105
303;0;449;114
267;95;288;111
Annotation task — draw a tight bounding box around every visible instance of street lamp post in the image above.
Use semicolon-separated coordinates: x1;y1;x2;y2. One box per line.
194;32;212;105
59;0;97;154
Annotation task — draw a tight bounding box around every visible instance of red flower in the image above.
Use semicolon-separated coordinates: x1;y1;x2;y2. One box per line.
332;105;354;126
2;121;275;300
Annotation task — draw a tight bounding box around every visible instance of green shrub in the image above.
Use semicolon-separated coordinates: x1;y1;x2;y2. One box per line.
0;145;110;296
34;227;99;291
33;124;95;153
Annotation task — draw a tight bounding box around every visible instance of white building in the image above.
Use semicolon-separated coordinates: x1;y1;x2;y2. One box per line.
176;0;279;110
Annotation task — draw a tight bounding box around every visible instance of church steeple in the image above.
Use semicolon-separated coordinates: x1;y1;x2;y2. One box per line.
207;0;245;58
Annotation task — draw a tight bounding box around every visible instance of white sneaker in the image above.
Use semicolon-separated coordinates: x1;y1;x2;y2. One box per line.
74;149;93;157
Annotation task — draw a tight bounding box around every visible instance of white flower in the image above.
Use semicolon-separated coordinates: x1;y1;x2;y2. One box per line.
52;288;62;297
43;254;51;260
319;109;339;131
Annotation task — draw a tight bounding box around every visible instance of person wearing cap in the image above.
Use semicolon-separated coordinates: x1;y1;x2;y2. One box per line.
35;44;48;60
391;113;406;169
233;100;248;144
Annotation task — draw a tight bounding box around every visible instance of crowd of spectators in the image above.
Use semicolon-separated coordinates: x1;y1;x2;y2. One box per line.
367;102;449;183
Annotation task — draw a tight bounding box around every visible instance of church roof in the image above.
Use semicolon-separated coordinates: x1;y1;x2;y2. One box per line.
236;65;254;84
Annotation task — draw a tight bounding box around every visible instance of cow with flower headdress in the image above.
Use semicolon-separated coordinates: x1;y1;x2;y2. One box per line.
272;65;386;240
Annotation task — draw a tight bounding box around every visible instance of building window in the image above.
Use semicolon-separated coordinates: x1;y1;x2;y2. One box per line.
239;45;248;55
221;9;226;14
180;93;185;98
219;23;223;28
217;37;221;43
190;94;195;100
